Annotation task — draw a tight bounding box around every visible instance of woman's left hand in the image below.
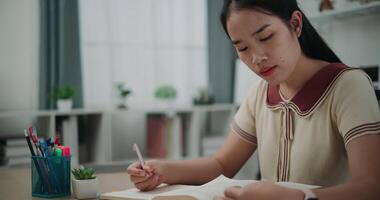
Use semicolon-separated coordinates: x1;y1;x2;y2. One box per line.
213;181;304;200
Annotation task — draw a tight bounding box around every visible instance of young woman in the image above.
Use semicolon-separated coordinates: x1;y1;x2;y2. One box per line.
127;0;380;199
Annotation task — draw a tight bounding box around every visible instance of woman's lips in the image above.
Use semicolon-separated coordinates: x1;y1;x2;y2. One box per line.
260;65;277;77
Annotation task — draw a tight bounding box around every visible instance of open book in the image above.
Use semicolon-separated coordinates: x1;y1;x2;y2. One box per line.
100;175;319;200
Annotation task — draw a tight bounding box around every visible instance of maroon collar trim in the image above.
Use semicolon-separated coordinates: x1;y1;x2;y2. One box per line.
267;63;350;115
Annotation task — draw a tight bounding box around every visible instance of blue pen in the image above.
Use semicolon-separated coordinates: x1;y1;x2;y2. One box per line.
45;138;54;156
40;139;62;193
40;139;52;157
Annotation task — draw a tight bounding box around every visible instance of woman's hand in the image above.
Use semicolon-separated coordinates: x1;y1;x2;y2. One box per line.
213;181;304;200
126;159;166;191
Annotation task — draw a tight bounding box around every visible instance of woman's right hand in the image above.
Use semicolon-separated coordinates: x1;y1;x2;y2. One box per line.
127;159;166;191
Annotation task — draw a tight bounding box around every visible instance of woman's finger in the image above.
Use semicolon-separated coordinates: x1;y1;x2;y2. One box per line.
127;162;145;176
129;174;153;184
135;174;158;191
145;175;161;191
224;186;242;199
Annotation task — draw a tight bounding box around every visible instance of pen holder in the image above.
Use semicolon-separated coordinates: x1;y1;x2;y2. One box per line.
31;155;71;198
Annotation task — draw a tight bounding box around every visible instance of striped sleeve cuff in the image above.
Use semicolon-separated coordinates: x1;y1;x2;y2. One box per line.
230;120;257;145
344;121;380;147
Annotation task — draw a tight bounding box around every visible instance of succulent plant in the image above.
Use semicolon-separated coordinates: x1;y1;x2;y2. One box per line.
71;166;96;180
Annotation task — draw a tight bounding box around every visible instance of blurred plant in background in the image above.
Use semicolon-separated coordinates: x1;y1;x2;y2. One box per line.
116;83;132;109
154;85;177;101
193;87;214;105
53;86;76;100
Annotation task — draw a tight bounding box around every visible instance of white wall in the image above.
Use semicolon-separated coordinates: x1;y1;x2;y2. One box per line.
233;59;261;104
317;14;380;68
299;0;380;68
0;0;39;111
79;0;208;110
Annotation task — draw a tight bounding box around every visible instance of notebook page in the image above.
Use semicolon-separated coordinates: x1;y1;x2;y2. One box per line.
154;175;257;200
190;175;257;199
100;184;188;200
153;175;319;200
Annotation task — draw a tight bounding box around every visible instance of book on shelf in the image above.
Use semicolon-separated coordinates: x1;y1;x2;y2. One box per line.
166;116;182;159
100;174;319;200
6;138;28;146
146;115;167;158
7;156;29;166
0;138;30;166
146;114;185;159
4;145;30;157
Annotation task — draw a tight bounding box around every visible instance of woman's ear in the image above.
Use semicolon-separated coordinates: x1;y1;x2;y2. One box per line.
290;10;303;37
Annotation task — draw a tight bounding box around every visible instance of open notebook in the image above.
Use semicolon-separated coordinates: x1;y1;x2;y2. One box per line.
100;175;319;200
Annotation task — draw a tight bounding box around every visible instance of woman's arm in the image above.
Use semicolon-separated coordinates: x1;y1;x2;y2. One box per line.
312;134;380;200
162;131;257;185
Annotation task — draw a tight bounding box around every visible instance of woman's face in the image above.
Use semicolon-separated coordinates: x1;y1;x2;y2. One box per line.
227;9;302;85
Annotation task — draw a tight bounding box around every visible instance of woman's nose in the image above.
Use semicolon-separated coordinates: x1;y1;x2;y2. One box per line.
251;54;268;65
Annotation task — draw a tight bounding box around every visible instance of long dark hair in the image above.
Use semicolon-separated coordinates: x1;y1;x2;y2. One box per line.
220;0;341;63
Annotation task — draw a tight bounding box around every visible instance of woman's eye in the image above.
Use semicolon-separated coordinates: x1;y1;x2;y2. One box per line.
259;33;274;42
238;47;248;52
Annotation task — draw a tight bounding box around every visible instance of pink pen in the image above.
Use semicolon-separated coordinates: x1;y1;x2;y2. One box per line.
31;135;42;156
133;143;145;168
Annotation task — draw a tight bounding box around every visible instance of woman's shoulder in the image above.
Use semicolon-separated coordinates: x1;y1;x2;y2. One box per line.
332;65;374;97
337;66;373;87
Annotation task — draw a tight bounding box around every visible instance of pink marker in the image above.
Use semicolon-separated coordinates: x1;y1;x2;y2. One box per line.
59;146;71;156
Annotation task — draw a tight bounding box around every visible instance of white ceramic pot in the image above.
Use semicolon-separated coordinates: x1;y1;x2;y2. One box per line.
57;99;73;111
72;178;99;199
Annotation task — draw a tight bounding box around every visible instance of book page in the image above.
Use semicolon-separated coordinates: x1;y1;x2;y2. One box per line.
100;184;189;200
153;175;319;200
101;175;320;200
153;175;257;200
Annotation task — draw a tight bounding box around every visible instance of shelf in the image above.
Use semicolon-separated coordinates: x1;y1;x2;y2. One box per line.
145;103;238;114
309;1;380;22
0;108;108;118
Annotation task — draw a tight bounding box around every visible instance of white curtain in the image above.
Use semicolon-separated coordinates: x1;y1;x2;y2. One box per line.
79;0;208;109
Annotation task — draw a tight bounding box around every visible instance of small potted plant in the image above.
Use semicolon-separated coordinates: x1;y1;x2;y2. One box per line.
155;85;177;101
116;83;132;109
54;86;75;111
193;87;214;105
154;85;177;116
71;166;99;199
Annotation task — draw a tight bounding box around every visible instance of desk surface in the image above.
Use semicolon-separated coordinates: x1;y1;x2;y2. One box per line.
0;169;134;200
